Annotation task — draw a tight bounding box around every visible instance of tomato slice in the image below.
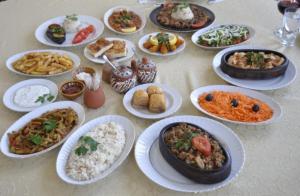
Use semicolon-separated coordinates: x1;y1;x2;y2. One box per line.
191;20;206;29
72;25;95;44
191;135;211;157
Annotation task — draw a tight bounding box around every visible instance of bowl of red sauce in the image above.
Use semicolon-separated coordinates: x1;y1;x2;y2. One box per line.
60;80;86;100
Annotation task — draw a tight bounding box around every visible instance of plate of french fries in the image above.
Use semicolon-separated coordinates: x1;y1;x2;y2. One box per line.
6;50;80;77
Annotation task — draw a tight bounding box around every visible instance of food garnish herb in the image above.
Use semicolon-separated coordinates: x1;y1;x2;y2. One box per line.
246;52;265;68
35;93;55;103
30;134;42;145
156;33;171;50
66;14;78;21
75;136;99;156
43;119;57;132
175;132;199;150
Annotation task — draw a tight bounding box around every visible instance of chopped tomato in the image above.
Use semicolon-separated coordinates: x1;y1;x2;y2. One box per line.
191;135;211;157
72;25;95;44
191;20;206;29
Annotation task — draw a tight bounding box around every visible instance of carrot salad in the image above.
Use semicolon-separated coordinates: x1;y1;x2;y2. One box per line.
198;91;273;122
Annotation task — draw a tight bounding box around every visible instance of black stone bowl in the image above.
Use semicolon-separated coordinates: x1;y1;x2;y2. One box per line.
149;4;215;33
159;122;231;184
220;49;289;80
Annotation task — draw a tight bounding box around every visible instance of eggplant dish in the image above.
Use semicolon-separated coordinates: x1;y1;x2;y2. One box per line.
46;24;66;44
221;49;289;79
157;3;209;29
159;123;231;183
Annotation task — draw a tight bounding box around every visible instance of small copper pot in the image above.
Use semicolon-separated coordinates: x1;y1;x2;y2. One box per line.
83;86;105;109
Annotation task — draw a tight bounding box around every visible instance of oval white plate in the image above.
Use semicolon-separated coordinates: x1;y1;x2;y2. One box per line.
3;79;58;112
135;115;245;193
6;49;80;77
191;24;255;50
56;115;135;185
104;6;147;35
84;37;135;64
35;15;104;47
190;85;282;125
0;101;85;159
212;45;297;90
138;32;186;56
123;83;182;119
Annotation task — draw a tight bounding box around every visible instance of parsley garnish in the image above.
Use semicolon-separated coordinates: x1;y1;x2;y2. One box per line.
43;119;57;132
35;93;55;104
75;136;99;156
30;134;42;145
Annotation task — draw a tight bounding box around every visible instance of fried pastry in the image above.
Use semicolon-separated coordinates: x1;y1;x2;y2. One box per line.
149;93;166;113
132;90;149;108
147;86;163;96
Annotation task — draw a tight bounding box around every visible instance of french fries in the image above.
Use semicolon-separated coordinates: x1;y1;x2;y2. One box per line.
12;52;74;75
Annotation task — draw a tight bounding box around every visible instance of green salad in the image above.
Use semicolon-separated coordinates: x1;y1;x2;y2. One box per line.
197;25;250;47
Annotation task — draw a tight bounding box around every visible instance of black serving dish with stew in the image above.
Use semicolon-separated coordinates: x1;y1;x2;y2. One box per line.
159;122;231;184
220;49;289;80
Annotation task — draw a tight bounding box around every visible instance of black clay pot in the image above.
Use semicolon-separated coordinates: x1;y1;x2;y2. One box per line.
159;122;231;184
220;49;289;80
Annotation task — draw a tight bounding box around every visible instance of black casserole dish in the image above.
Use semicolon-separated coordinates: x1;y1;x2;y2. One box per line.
220;49;289;79
159;122;231;184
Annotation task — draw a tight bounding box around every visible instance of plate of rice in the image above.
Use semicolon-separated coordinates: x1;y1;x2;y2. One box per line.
56;115;135;185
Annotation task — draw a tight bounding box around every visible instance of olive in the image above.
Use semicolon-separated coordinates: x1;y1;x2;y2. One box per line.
205;94;213;101
252;104;260;112
231;99;239;107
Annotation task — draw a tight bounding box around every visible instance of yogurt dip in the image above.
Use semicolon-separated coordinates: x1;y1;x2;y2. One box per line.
14;85;50;107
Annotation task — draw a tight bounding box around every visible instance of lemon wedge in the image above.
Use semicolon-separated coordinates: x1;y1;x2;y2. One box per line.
121;26;137;33
149;33;177;46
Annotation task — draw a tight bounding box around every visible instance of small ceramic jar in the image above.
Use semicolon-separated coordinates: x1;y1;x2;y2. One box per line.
136;57;157;83
111;63;137;94
83;86;105;109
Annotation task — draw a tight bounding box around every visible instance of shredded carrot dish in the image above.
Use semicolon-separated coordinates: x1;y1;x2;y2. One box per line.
198;91;273;122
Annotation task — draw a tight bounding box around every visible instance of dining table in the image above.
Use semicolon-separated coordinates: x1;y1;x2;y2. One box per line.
0;0;300;195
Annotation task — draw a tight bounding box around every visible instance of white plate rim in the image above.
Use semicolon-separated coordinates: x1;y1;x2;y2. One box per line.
56;115;136;185
103;5;147;35
138;32;186;57
83;37;135;64
35;15;104;47
134;115;245;193
3;79;58;112
6;49;81;77
191;24;255;50
190;85;283;125
0;101;85;159
123;83;182;119
212;45;298;90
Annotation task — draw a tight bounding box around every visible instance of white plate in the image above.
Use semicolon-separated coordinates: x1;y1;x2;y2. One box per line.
35;15;104;47
0;101;85;159
191;24;255;50
138;32;186;56
6;49;80;77
84;37;135;64
135;115;245;193
190;85;282;125
56;115;135;185
104;6;147;35
123;83;182;119
3;79;58;112
212;45;297;90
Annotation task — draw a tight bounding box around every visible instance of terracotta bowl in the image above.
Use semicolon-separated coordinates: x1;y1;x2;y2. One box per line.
60;80;86;100
159;122;232;184
72;66;96;81
220;49;289;80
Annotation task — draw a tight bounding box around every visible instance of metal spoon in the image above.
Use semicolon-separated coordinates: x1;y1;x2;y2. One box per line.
103;55;118;70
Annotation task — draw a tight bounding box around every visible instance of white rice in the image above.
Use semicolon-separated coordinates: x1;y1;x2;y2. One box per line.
66;122;126;181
